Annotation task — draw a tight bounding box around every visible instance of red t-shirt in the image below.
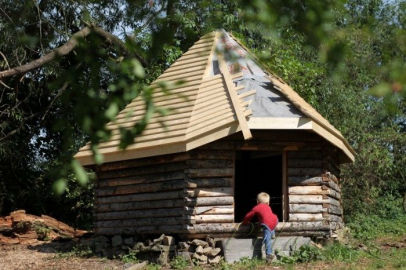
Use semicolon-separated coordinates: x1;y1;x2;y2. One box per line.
242;203;278;230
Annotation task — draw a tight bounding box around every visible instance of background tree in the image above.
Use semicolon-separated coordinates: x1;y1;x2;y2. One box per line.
0;0;404;228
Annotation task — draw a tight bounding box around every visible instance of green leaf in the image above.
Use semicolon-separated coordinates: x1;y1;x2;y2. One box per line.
53;179;67;195
131;59;145;78
370;83;391;97
105;102;119;120
71;159;88;186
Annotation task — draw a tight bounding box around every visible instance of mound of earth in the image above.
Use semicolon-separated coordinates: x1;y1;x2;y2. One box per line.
0;210;86;245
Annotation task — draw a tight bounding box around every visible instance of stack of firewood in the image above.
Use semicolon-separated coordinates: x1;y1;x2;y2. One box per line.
178;237;222;264
0;210;86;245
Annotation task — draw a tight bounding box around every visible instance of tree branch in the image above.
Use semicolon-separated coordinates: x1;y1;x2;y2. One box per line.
0;25;147;79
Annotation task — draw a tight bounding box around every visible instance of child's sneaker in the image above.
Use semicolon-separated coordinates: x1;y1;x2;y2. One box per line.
266;254;275;263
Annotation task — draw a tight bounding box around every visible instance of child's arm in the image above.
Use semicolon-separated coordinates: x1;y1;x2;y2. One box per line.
242;206;257;224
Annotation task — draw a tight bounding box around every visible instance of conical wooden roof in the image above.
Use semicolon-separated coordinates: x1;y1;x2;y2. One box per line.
75;31;355;165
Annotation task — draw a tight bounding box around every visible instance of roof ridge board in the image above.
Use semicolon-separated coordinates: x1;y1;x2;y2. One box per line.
217;52;252;140
185;31;220;133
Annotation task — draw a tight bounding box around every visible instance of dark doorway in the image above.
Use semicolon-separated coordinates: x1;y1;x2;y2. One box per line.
234;151;283;222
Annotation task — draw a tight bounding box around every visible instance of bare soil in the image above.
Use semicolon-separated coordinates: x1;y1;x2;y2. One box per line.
0;243;125;270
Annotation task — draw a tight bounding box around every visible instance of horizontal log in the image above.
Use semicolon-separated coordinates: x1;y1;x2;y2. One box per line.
99;153;190;172
98;171;185;187
289;176;341;193
289;186;324;195
288;176;327;186
186;168;234;178
288;195;341;207
326;188;341;200
328;214;343;223
195;206;234;215
189;150;234;160
288;151;321;159
186;159;233;169
181;230;329;239
289;204;325;213
185;196;234;206
96;180;195;196
97;199;185;212
289;195;324;204
328;205;343;215
98;162;186;179
195;214;234;223
278;231;330;237
289;213;324;222
188;221;329;234
288;159;323;168
96;207;193;220
97;190;186;204
288;168;324;177
96;224;189;235
96;216;192;228
187;187;233;197
188;178;232;188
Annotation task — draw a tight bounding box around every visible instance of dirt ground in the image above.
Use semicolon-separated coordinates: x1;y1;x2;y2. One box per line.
0;243;125;270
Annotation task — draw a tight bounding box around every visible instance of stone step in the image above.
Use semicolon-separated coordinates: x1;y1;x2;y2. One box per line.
220;236;312;263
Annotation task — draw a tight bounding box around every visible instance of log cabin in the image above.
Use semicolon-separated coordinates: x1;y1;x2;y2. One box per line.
74;30;355;239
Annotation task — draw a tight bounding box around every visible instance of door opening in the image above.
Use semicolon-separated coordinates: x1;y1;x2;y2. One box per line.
234;151;283;222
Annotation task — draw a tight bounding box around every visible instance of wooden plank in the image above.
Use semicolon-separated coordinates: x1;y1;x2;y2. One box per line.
288;186;324;195
288;159;323;168
96;180;193;197
96;207;193;220
289;204;325;213
96;216;191;228
186;168;234;178
188;178;233;188
288;195;324;204
282;150;288;222
189;150;233;160
97;199;185;212
218;55;252;140
187;159;233;169
98;171;185;187
96;224;188;235
288;168;324;176
195;206;233;215
185;196;234;206
186;187;233;197
99;152;189;172
288;213;324;222
99;161;186;179
97;190;186;204
195;214;234;223
238;89;256;99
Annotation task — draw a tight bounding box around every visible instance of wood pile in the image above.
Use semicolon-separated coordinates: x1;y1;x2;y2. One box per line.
178;237;222;265
0;210;86;245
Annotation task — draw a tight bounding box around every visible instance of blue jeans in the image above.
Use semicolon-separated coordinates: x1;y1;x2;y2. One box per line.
262;224;275;255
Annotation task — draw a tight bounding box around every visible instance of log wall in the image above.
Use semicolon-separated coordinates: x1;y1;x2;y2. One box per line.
93;130;345;238
94;153;193;235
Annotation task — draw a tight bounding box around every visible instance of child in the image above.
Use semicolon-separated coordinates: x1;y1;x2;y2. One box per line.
242;192;279;262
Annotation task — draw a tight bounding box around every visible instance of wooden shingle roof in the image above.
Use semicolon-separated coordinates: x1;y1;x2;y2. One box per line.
75;31;355;165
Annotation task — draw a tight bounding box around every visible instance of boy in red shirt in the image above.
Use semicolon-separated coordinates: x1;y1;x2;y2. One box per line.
242;192;278;262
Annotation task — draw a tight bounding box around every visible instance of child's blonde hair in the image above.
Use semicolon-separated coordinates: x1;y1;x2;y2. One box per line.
257;192;270;204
